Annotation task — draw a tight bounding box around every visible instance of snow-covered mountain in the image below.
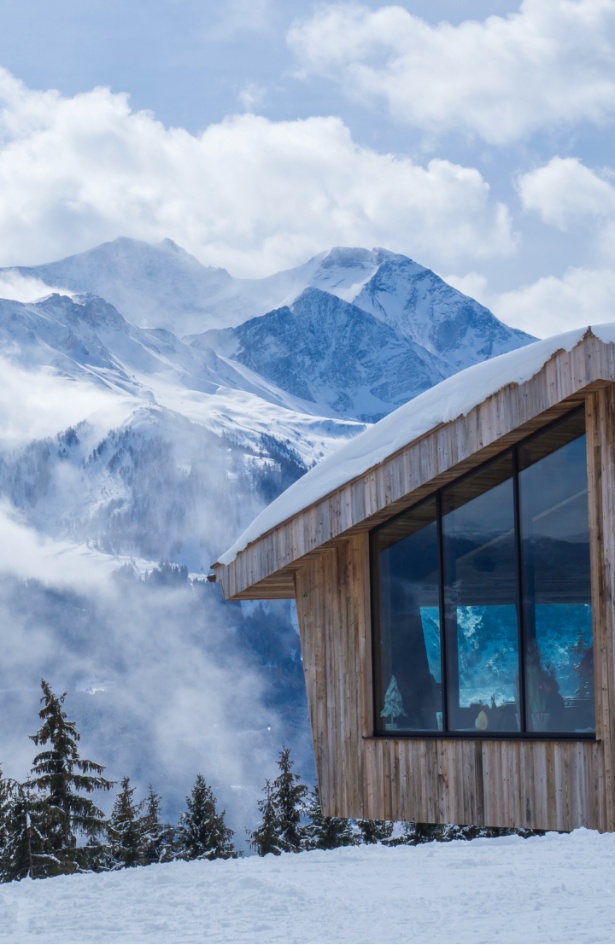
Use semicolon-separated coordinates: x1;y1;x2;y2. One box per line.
0;236;534;828
196;288;448;421
3;240;534;366
0;292;363;565
6;238;235;335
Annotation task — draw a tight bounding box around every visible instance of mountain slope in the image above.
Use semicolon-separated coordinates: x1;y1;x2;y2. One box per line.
349;249;532;371
197;288;447;421
6;237;235;335
2;241;535;371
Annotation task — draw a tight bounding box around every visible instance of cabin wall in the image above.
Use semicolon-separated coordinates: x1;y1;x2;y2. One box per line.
293;387;615;831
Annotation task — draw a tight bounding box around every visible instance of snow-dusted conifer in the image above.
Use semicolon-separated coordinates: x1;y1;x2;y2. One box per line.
250;780;281;856
271;746;308;853
0;782;57;882
26;679;113;874
109;777;144;868
141;786;176;865
302;787;357;851
0;769;9;855
176;775;235;861
251;747;308;856
356;818;393;844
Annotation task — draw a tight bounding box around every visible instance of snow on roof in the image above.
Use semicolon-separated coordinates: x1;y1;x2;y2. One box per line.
217;324;615;566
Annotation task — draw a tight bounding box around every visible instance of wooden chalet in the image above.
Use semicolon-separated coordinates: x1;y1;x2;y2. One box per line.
212;326;615;832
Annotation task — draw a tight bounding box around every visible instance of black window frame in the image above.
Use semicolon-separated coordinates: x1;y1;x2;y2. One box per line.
370;406;596;741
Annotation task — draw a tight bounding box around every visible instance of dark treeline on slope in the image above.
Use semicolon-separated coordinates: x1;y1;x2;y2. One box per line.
0;683;540;882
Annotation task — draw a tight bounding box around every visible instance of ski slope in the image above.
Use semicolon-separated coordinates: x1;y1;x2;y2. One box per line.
0;829;613;944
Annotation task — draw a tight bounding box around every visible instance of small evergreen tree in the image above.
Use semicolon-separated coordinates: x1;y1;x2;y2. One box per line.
109;777;145;868
141;786;176;865
271;747;308;853
176;775;235;861
250;780;281;856
356;818;393;844
302;787;357;851
251;747;308;855
26;679;113;875
0;782;57;882
0;769;9;856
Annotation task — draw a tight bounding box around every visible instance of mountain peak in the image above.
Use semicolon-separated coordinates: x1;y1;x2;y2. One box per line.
319;247;374;269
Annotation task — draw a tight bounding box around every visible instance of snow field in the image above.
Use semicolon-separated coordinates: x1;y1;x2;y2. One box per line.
1;829;615;944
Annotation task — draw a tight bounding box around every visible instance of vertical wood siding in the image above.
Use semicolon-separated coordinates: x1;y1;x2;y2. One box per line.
293;390;615;830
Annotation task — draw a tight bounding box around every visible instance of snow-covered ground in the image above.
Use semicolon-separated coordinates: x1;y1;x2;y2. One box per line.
1;830;614;944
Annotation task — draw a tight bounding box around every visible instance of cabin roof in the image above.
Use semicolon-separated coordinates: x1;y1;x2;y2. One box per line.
212;323;615;600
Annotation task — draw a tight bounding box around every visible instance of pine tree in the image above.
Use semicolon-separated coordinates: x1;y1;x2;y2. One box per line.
141;786;176;864
0;769;9;856
356;818;394;844
271;746;308;853
302;787;357;851
176;775;235;861
0;782;58;882
251;747;308;855
26;679;113;875
109;777;145;868
250;780;281;856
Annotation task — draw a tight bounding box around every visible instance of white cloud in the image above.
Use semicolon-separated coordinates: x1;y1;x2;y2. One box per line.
204;0;276;40
0;67;513;276
490;267;615;337
0;271;73;302
518;157;615;228
237;81;267;112
443;271;493;309
0;356;129;447
0;500;110;591
287;0;615;145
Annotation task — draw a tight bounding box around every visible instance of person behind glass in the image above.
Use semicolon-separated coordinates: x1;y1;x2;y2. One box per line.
388;581;439;730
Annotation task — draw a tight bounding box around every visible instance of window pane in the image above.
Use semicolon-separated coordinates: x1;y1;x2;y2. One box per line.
373;498;442;733
442;456;521;734
519;412;594;733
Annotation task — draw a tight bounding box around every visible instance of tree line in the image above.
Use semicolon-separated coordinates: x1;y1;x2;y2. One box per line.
0;680;533;883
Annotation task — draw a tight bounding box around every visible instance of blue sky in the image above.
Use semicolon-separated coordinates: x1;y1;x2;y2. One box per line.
0;0;614;336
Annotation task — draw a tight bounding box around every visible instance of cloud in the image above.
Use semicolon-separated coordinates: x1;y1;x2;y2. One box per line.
0;271;72;303
0;500;113;591
0;67;513;276
287;0;615;145
489;267;615;337
203;0;276;40
0;536;287;833
518;157;615;228
237;81;268;112
0;355;129;448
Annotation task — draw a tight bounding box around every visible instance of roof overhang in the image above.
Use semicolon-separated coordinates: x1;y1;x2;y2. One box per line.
212;328;615;601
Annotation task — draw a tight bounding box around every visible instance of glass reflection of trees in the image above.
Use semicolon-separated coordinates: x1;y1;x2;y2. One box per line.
372;409;594;737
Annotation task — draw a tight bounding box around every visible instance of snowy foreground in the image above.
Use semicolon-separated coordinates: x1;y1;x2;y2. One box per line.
1;830;615;944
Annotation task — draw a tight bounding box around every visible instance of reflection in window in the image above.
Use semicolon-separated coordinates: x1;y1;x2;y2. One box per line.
373;498;442;732
442;458;520;733
372;408;595;738
519;413;594;733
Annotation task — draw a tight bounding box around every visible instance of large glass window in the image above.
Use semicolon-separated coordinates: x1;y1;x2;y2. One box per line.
373;499;442;733
371;409;595;738
518;412;594;733
442;457;520;733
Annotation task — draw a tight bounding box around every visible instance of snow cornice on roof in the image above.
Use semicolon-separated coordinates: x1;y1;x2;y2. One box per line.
213;324;615;599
